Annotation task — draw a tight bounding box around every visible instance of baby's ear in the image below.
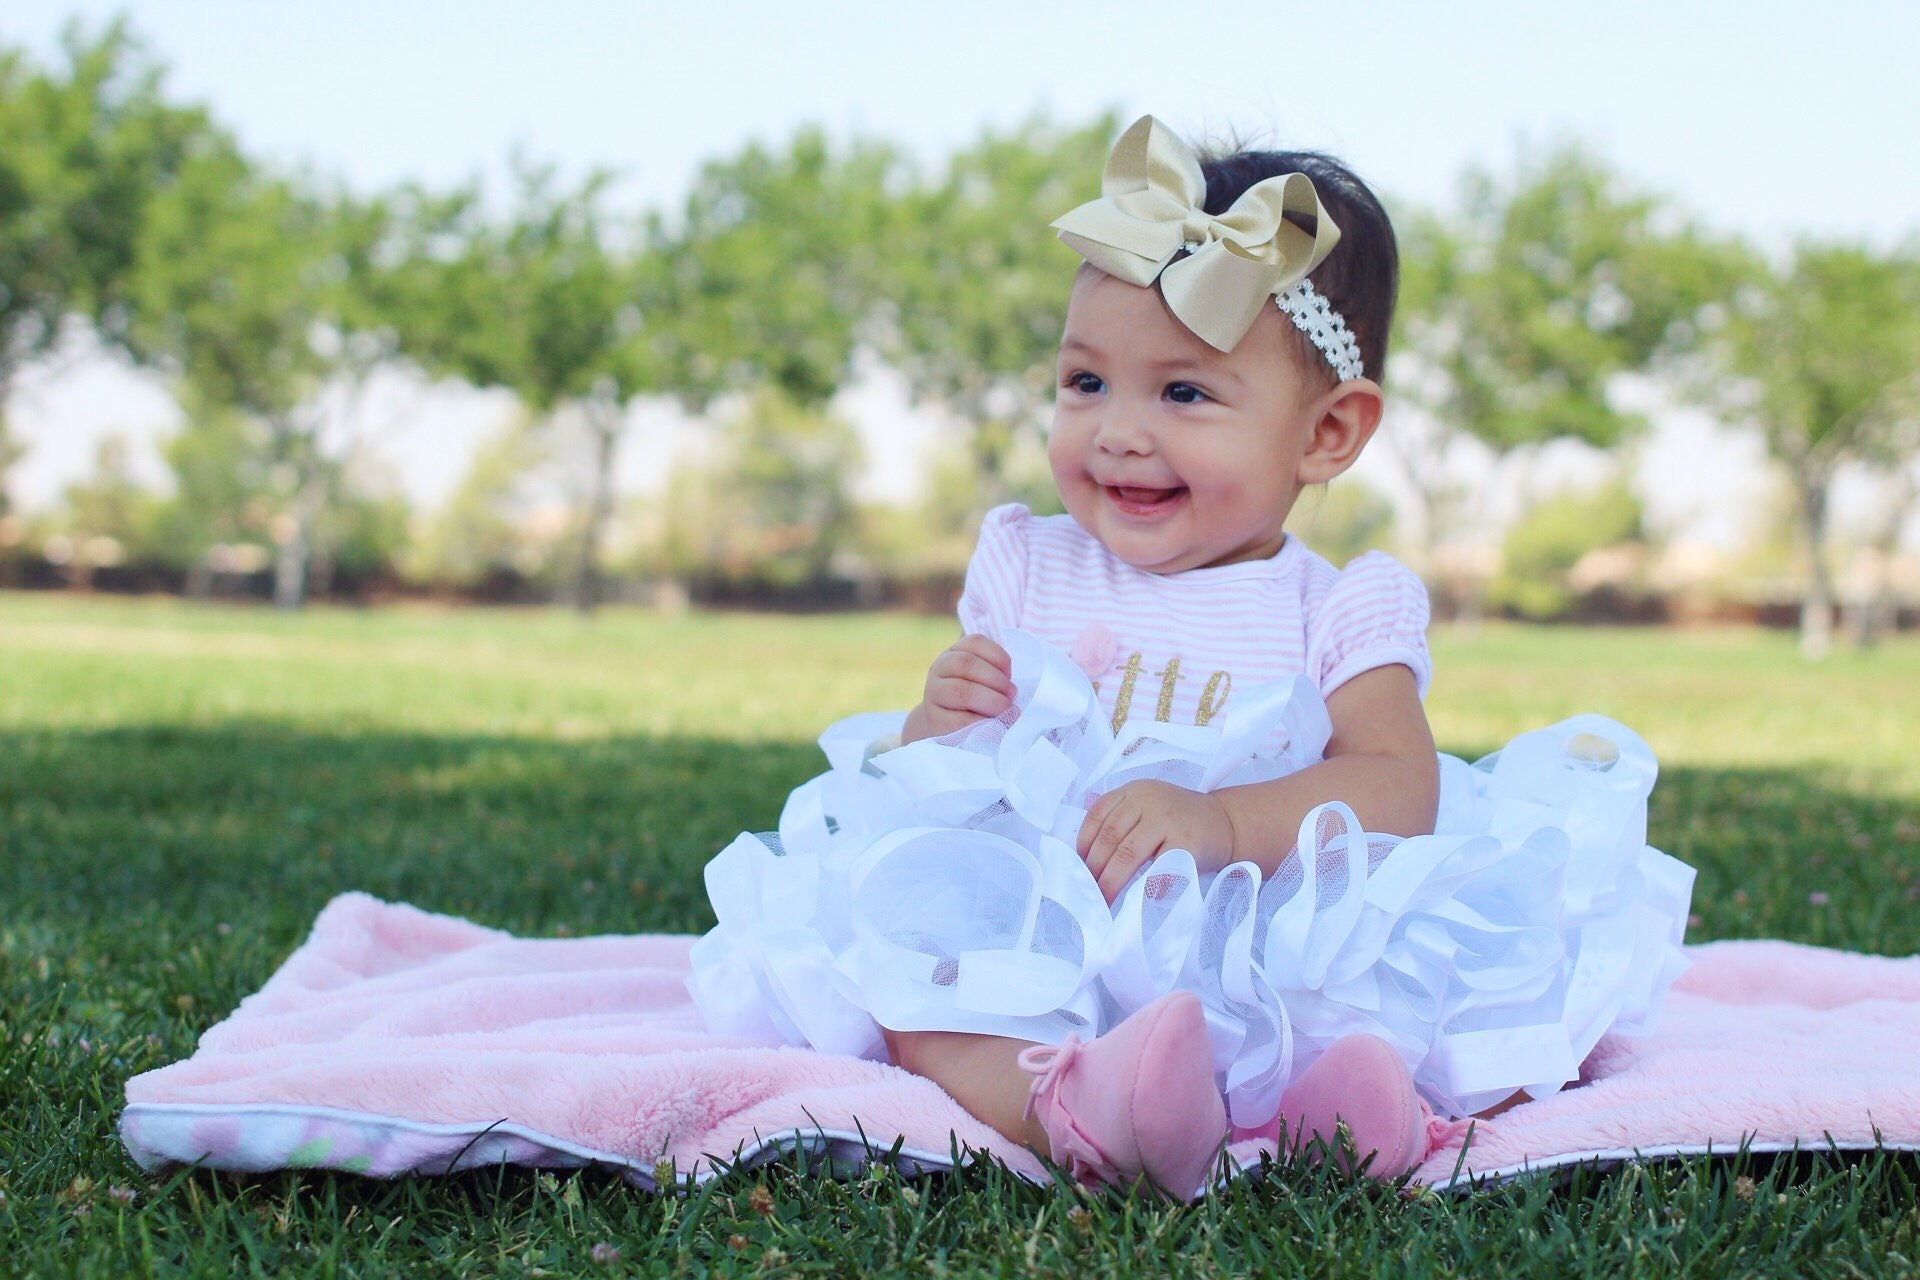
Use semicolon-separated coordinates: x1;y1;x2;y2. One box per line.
1297;380;1384;485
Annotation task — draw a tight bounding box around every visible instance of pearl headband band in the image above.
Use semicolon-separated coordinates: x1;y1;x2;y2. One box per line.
1276;278;1365;382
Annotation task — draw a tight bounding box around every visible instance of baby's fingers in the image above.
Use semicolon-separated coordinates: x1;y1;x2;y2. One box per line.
1081;806;1149;902
953;634;1014;679
1077;789;1121;860
1096;830;1160;903
929;676;1012;718
931;649;1016;699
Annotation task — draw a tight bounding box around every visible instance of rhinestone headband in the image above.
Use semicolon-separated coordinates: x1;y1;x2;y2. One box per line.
1275;278;1364;382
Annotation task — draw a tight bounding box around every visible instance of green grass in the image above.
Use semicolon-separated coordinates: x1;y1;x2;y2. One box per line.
3;591;1918;1277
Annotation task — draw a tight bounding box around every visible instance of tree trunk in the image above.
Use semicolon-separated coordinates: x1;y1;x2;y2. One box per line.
0;373;19;522
962;408;1012;527
569;405;621;616
185;556;214;600
272;520;309;611
1380;413;1464;595
1795;470;1835;660
1852;470;1916;648
308;541;337;602
273;467;329;611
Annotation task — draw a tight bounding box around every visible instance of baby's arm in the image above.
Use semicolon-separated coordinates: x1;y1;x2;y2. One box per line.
1079;664;1438;900
900;634;1017;745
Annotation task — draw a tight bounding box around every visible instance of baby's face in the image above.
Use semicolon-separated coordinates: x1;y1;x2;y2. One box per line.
1049;267;1325;574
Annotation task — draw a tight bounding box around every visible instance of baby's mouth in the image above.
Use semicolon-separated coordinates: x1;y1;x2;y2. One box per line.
1105;485;1188;516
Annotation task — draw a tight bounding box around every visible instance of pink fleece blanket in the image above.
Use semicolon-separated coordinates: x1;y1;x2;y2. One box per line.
120;893;1920;1191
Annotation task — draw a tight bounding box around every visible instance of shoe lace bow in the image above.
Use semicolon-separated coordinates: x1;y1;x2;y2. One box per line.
1017;1036;1123;1187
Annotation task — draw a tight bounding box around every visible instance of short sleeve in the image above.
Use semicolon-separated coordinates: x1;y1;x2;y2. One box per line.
1305;551;1432;699
955;503;1031;640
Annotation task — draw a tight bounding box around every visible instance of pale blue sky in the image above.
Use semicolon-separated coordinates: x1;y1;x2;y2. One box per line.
8;0;1919;246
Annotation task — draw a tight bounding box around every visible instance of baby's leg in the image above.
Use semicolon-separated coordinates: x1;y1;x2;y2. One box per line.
1474;1089;1533;1119
887;995;1226;1195
883;1028;1051;1152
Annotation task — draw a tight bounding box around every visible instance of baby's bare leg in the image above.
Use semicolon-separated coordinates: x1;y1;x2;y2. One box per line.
883;1028;1051;1152
1474;1089;1533;1119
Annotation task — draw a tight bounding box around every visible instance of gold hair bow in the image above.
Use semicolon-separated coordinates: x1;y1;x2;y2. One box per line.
1051;115;1341;352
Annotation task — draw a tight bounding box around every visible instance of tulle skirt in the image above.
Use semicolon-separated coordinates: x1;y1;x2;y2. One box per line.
687;630;1695;1124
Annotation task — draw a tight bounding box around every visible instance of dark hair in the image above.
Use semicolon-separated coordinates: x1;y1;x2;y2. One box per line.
1199;149;1399;385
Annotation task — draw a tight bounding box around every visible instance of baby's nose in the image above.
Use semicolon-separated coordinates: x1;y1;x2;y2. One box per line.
1094;411;1153;455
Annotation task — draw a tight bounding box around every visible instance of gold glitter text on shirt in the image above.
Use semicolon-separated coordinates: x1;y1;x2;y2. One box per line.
1099;647;1235;732
1154;658;1181;722
1108;652;1144;735
1195;670;1232;726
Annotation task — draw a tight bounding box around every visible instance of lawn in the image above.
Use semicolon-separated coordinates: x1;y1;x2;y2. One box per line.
2;591;1918;1276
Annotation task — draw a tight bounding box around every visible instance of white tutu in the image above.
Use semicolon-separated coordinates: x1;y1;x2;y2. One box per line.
688;629;1695;1124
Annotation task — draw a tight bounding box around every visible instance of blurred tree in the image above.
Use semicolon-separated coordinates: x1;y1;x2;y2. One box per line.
0;422;22;522
151;394;408;597
149;393;271;582
129;143;318;597
879;115;1113;518
391;162;662;612
1291;479;1398;569
129;135;422;607
916;442;1067;565
1697;244;1920;656
53;434;164;577
662;390;864;589
1488;473;1645;621
662;126;904;407
1393;147;1739;598
0;20;213;506
1842;346;1920;647
401;416;549;591
652;128;906;594
401;132;904;612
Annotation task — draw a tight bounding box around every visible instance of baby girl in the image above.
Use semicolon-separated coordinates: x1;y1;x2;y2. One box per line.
692;116;1693;1199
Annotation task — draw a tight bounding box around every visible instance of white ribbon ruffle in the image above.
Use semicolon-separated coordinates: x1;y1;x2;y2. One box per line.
688;630;1695;1124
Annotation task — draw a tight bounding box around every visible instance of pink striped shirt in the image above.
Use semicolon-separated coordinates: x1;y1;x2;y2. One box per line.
957;504;1431;734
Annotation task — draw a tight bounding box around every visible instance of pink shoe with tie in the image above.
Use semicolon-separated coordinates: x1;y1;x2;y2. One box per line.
1245;1032;1476;1179
1017;991;1228;1199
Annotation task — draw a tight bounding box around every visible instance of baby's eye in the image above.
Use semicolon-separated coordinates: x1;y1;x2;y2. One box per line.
1165;381;1210;404
1065;372;1106;395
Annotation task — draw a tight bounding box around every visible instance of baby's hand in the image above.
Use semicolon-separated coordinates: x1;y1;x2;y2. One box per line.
900;634;1016;744
1078;780;1236;903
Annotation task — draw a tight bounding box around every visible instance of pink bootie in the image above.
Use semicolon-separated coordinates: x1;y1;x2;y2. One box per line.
1018;991;1227;1199
1257;1033;1472;1179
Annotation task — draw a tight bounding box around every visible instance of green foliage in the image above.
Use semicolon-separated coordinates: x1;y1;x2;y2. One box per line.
3;597;1920;1275
393;163;668;610
0;20;215;378
145;395;274;567
128;148;346;418
915;440;1066;558
1291;479;1397;568
663;128;906;408
1708;244;1920;478
1693;243;1920;652
661;390;865;587
1489;475;1645;620
51;434;166;566
0;414;27;521
8;16;1918;624
881;115;1114;509
138;390;408;589
322;484;410;583
401;418;551;589
397;163;651;412
128;153;428;603
1398;147;1741;456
